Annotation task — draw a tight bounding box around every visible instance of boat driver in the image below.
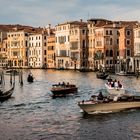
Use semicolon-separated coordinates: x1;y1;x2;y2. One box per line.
97;92;104;100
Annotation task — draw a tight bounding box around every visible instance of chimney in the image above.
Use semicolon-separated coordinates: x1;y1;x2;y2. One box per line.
47;24;51;36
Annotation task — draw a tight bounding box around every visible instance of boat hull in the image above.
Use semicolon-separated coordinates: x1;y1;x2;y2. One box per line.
96;73;108;80
51;87;78;97
0;86;14;102
78;101;140;114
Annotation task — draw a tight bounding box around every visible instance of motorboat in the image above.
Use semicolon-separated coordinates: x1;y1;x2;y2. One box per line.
50;82;78;98
78;93;140;114
116;71;127;76
105;83;125;95
116;71;135;76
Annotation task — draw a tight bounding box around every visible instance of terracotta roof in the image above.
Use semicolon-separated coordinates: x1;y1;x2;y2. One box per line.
0;24;43;33
56;20;87;27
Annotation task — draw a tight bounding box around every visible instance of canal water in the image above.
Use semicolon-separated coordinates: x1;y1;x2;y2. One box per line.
0;69;140;140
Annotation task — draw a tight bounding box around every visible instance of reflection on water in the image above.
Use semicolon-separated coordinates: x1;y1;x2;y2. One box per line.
0;69;140;140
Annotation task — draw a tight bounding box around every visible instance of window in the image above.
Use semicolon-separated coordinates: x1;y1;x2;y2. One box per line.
117;39;119;44
106;50;109;57
82;30;85;35
127;50;130;56
44;50;46;55
83;40;85;48
126;30;131;36
106;60;109;64
106;30;108;35
60;50;67;56
110;50;113;57
58;36;66;44
110;38;112;45
110;60;113;64
71;42;78;50
126;39;131;45
96;41;102;46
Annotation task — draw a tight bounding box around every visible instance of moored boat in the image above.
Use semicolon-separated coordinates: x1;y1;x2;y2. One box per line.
78;93;140;114
116;71;127;76
5;69;19;75
50;82;78;98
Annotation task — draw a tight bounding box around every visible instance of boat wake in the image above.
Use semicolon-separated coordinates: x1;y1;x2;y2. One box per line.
89;110;113;115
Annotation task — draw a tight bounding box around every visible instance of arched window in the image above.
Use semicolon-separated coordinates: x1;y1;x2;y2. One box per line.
110;50;113;57
14;60;17;66
110;38;112;45
106;50;109;57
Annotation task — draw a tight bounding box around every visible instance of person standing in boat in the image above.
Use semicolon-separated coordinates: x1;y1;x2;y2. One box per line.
114;79;118;89
118;81;122;88
97;92;104;100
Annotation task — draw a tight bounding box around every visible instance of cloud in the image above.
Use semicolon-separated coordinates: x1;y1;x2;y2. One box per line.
0;0;140;27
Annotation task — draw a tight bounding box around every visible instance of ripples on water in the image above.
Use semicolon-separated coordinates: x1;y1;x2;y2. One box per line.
0;69;140;140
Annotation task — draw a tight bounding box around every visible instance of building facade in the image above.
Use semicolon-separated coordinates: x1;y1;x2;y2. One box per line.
55;21;88;70
28;33;43;68
7;30;28;68
134;26;140;72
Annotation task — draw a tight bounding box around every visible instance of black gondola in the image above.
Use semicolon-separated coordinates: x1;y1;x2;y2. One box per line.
96;72;109;80
27;74;34;83
0;85;14;102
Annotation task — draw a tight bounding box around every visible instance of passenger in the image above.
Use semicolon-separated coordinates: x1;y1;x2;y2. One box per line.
108;76;112;83
97;92;104;100
118;81;122;88
62;81;65;86
114;80;118;89
111;81;114;87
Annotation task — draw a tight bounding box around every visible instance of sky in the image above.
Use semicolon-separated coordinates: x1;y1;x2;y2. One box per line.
0;0;140;27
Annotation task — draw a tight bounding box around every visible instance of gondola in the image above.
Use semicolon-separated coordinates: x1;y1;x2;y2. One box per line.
96;72;109;80
27;74;34;83
0;85;14;102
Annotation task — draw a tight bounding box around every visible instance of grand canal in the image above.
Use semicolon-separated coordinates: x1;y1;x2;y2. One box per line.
0;69;140;140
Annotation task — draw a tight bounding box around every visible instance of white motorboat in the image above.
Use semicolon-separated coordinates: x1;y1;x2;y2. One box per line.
78;94;140;114
105;83;125;95
116;71;127;76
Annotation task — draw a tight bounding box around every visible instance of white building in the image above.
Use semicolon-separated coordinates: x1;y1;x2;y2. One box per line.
28;34;43;68
134;27;140;72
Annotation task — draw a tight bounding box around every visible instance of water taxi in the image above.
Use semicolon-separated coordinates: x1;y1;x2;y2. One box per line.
78;93;140;114
50;82;78;98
